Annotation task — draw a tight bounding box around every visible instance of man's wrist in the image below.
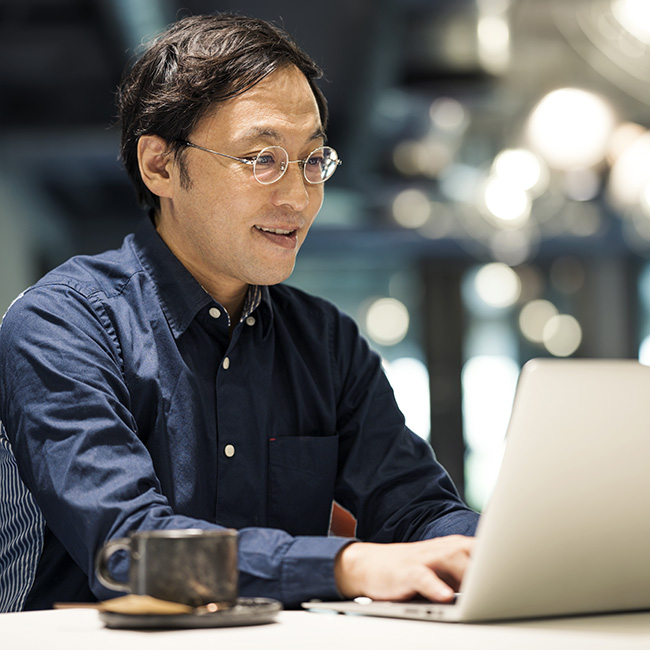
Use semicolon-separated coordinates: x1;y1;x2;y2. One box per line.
334;541;367;599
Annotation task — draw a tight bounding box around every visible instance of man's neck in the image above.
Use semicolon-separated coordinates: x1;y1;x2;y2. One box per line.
153;211;249;327
203;282;249;330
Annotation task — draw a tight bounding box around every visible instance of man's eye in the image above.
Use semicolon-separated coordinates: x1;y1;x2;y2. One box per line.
256;153;277;166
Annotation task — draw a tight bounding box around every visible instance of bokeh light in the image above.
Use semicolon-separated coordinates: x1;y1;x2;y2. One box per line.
429;97;467;133
608;130;650;208
492;148;548;196
519;299;558;344
384;357;431;440
612;0;650;44
462;354;519;510
482;176;531;225
474;262;521;309
365;298;410;346
542;314;582;357
392;188;432;228
526;88;616;170
477;14;510;74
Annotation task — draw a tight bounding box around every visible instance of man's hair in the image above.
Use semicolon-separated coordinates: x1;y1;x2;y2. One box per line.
117;13;328;210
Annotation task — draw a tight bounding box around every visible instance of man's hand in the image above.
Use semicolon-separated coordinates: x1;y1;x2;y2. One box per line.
334;536;475;603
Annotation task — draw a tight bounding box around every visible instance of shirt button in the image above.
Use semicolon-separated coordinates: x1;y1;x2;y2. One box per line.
209;307;221;319
222;357;230;370
245;316;256;326
224;444;235;458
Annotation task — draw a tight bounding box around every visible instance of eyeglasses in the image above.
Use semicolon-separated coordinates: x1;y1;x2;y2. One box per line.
180;141;342;185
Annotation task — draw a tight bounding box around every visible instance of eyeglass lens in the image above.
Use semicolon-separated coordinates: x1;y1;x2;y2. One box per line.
253;146;339;184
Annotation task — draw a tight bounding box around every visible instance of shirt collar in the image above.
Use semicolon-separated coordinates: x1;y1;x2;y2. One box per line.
132;217;273;338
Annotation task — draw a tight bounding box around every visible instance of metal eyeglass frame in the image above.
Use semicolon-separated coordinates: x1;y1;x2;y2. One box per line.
179;141;342;185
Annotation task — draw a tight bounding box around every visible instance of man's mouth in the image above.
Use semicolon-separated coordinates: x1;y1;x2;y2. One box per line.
253;224;299;249
254;225;296;236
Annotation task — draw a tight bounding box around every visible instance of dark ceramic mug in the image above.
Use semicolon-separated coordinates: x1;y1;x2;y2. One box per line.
95;528;238;607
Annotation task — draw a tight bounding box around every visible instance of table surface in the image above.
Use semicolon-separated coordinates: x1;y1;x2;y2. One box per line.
2;607;650;649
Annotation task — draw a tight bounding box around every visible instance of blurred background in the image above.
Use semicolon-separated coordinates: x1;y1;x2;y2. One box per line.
1;0;650;511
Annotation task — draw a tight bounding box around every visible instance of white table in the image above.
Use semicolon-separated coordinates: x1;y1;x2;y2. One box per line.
2;607;650;650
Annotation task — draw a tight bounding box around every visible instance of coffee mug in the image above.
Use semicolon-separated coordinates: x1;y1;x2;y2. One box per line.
95;528;238;607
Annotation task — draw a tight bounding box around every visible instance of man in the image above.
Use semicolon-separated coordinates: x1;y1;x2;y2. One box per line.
0;13;478;612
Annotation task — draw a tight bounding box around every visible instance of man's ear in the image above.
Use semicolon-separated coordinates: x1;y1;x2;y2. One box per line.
137;135;176;200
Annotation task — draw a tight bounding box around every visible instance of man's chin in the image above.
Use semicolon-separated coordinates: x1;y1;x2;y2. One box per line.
247;265;296;288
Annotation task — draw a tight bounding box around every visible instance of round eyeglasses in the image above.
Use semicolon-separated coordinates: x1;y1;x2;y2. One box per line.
180;141;342;185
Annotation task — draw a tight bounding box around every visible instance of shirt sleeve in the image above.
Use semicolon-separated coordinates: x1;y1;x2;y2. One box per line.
0;283;350;606
330;309;480;543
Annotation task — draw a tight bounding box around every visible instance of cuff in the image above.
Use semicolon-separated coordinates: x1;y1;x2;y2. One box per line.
281;535;355;607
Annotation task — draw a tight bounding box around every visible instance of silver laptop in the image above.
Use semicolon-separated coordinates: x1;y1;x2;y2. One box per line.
303;359;650;623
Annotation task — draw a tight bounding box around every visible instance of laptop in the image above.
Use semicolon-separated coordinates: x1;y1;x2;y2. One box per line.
303;358;650;623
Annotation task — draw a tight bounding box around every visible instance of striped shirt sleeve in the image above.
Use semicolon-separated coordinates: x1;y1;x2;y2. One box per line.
0;422;44;612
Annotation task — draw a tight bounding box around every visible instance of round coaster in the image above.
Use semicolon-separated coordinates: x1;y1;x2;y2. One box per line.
99;597;282;629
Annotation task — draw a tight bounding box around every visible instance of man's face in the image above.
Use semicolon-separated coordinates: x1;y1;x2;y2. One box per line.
157;64;325;298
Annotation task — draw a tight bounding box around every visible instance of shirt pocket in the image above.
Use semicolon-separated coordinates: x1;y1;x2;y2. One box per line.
267;435;338;536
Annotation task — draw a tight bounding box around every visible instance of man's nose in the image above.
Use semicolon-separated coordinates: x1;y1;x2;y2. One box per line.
271;162;310;211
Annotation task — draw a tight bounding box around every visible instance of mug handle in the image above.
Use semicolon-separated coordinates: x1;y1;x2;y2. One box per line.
95;537;132;593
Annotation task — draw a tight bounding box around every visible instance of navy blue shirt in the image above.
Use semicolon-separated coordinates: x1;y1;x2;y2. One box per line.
0;218;478;611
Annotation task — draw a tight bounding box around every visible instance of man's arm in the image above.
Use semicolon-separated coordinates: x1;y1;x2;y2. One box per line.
323;308;479;602
330;308;479;544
